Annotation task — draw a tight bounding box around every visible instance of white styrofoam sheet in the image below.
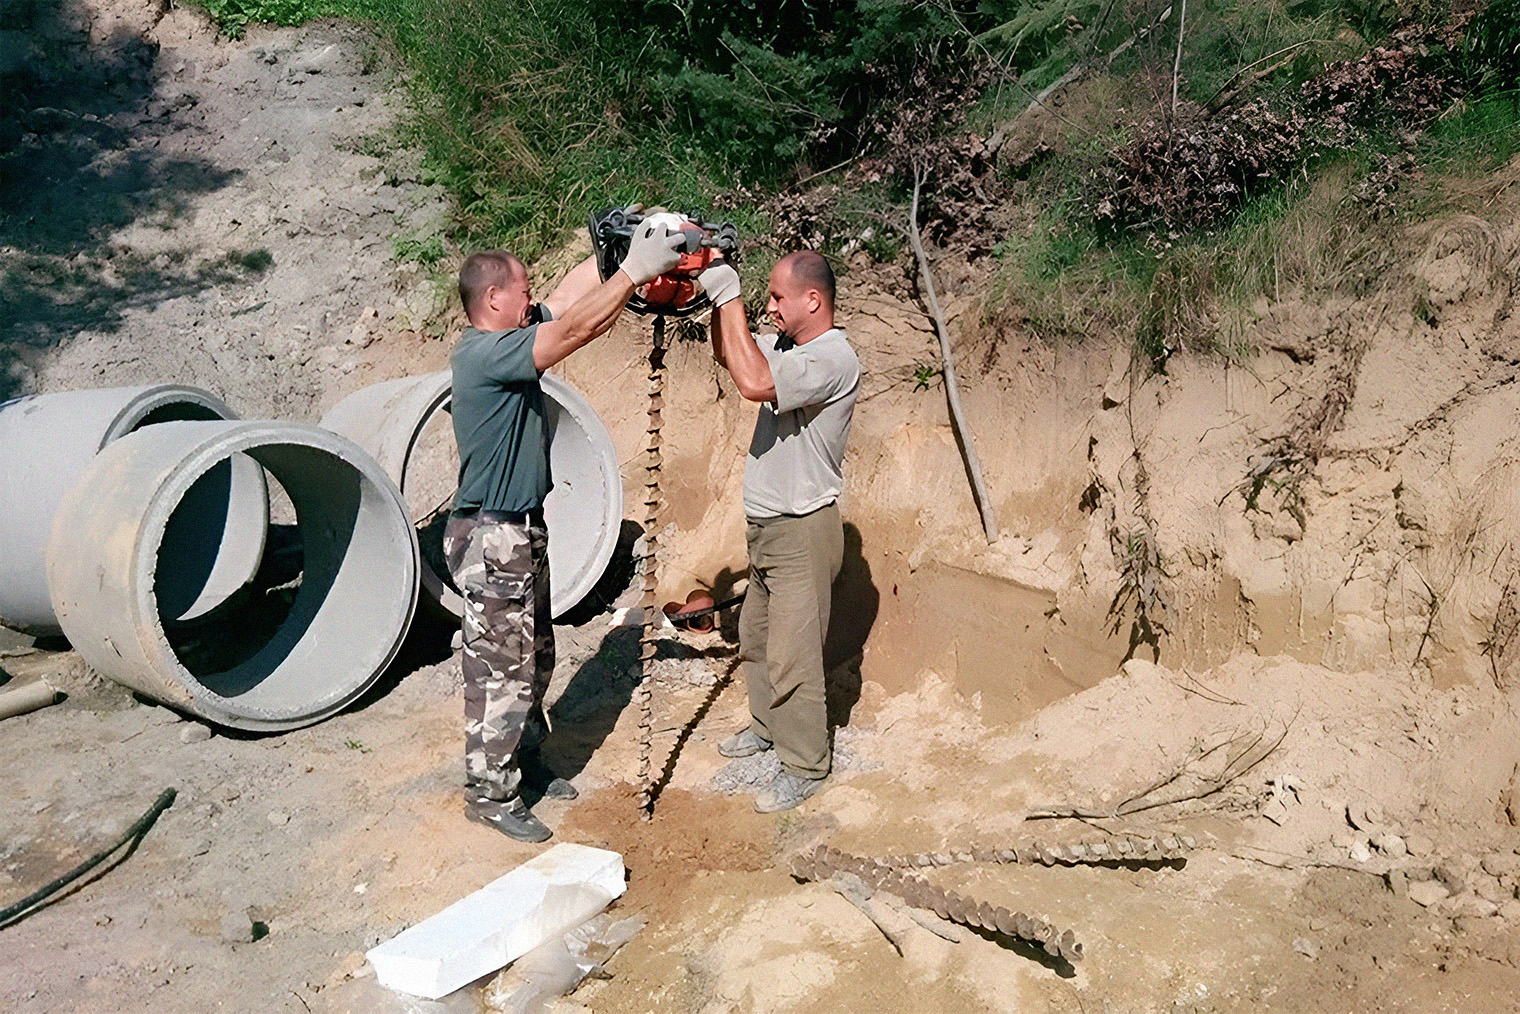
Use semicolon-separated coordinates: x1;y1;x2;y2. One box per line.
366;843;626;999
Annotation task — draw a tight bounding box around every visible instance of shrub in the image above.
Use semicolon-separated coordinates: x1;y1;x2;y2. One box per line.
1086;102;1306;233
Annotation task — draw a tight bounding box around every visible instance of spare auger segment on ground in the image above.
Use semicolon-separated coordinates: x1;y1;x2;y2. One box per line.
870;832;1200;869
791;845;1086;965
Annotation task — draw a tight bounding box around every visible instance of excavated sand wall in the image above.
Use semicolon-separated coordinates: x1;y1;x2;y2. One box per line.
558;208;1520;722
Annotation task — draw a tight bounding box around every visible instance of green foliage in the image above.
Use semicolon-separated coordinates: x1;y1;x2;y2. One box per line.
392;229;445;265
188;0;365;37
1463;0;1520;94
976;0;1104;64
1425;90;1520;169
185;0;1520;375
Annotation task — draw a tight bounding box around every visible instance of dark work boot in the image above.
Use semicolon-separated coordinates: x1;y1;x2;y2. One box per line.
465;797;552;842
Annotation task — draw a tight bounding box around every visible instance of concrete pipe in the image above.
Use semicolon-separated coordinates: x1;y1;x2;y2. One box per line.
46;421;419;732
321;371;622;619
0;385;267;635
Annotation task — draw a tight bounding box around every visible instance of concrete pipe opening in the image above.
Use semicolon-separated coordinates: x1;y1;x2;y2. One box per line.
321;371;622;619
46;421;419;731
0;385;266;635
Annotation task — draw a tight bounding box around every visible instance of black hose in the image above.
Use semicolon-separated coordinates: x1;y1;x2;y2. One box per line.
0;787;177;930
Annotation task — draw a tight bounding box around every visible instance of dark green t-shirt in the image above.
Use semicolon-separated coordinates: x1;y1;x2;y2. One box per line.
450;320;551;513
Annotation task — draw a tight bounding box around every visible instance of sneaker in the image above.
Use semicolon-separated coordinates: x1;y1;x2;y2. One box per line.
718;728;773;758
753;770;825;813
465;797;552;842
521;751;578;800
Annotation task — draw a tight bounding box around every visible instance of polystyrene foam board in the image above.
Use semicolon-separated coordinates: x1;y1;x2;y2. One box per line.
366;843;626;999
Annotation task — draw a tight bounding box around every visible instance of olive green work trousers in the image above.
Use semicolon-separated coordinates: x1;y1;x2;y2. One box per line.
738;501;843;780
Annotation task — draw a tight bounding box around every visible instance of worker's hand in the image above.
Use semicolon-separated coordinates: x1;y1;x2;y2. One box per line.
698;262;740;307
619;220;686;286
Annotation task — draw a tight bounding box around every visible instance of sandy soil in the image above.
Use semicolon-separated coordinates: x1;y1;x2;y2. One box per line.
6;4;1520;1014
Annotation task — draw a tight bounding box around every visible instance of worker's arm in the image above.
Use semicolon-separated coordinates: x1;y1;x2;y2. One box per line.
532;223;683;371
700;262;775;402
709;296;729;370
540;254;602;319
531;273;637;371
712;297;776;404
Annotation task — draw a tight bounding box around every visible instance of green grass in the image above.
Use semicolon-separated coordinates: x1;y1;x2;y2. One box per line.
190;0;371;37
1425;90;1520;171
187;0;1513;369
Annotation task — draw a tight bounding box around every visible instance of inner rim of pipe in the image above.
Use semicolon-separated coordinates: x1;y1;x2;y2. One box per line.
154;440;414;719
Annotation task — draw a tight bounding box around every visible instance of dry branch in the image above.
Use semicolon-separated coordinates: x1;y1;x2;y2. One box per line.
830;873;909;955
1170;0;1188;120
1201;40;1326;117
906;167;999;544
984;6;1174;162
1025;723;1292;820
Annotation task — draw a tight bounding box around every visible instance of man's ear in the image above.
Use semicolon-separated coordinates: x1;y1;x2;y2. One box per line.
807;289;820;314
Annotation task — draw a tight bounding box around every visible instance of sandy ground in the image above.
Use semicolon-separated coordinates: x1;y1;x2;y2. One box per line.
7;4;1520;1014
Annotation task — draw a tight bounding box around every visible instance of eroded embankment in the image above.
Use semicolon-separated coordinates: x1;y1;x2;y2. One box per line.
554;199;1520;723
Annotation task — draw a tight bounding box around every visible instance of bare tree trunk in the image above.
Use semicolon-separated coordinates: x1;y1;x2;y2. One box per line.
905;168;999;544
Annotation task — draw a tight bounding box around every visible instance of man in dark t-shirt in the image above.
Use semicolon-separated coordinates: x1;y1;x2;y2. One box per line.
445;222;683;841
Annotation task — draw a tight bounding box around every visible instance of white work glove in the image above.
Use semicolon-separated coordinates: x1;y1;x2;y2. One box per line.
618;220;686;286
698;262;740;307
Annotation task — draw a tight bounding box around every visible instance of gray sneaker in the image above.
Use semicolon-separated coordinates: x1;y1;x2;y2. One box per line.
718;728;773;758
754;770;824;813
465;798;552;842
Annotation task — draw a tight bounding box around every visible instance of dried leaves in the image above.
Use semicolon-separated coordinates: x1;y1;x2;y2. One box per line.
1088;101;1306;233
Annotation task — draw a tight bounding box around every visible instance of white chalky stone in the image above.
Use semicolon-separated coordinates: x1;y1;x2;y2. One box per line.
1408;879;1450;908
366;844;625;999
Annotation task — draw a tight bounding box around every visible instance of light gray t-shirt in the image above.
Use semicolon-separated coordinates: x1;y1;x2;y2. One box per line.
743;328;860;518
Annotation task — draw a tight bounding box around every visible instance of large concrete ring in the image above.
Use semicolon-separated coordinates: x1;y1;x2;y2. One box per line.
321;371;622;619
46;421;419;731
0;385;267;635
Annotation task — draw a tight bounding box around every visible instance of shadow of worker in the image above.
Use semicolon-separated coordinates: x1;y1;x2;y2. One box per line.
825;521;878;730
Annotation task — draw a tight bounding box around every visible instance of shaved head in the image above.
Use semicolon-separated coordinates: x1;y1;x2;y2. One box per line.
458;251;524;317
777;250;834;308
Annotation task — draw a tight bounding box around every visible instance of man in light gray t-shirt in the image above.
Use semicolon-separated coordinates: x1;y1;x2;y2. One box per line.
700;249;860;813
744;327;859;519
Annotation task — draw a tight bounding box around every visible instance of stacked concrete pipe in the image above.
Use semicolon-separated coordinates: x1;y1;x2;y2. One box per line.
0;385;266;635
46;421;420;732
321;371;622;619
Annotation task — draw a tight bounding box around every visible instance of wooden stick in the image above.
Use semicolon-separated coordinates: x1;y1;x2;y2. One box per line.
984;6;1174;161
906;167;999;544
1201;40;1325;116
1171;0;1188;119
829;873;908;955
1026;723;1291;820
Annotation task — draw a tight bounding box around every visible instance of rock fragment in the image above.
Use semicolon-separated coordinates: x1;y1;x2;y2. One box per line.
179;724;212;744
1482;852;1520;879
220;910;257;944
1408;880;1451;908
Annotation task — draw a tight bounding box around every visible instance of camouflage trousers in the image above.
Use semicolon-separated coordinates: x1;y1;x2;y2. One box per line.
443;510;554;804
